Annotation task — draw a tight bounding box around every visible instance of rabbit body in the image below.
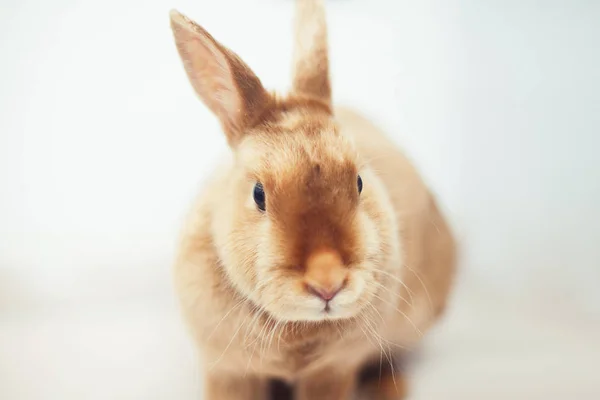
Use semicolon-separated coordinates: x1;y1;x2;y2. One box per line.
170;2;456;399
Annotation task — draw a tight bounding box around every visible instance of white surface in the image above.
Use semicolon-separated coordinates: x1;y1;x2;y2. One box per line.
1;0;600;398
1;280;599;399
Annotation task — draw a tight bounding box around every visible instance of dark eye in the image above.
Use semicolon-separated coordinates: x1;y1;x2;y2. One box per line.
357;175;363;194
253;182;266;211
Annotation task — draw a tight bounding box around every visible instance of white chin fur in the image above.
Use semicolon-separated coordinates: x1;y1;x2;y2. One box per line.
272;303;359;323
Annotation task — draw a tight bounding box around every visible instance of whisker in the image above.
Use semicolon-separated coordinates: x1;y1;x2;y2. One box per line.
258;314;276;365
371;293;423;337
333;321;344;340
403;263;433;313
244;337;258;377
371;267;415;305
277;322;287;354
370;280;413;310
206;297;246;341
267;319;281;353
208;309;253;371
354;316;380;354
366;302;386;327
243;305;264;377
363;309;405;350
364;311;403;394
243;305;265;348
360;313;396;387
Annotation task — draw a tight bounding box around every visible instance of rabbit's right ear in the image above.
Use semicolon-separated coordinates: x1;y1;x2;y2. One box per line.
170;10;272;146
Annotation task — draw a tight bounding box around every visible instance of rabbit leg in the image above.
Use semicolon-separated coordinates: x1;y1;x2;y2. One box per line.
358;372;407;400
204;373;268;400
356;354;407;400
296;369;356;400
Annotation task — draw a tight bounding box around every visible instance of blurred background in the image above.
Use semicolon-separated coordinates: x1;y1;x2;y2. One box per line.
1;0;599;398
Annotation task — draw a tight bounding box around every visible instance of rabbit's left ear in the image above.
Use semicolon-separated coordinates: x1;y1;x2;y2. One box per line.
170;10;272;147
290;0;331;109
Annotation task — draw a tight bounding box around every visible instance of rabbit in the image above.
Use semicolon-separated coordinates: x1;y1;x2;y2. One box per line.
169;0;456;399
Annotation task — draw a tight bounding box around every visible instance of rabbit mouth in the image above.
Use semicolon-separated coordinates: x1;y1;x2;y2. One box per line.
319;305;345;320
313;298;363;321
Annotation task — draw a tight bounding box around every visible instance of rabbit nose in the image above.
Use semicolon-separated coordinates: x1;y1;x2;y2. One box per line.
304;249;347;302
306;281;344;301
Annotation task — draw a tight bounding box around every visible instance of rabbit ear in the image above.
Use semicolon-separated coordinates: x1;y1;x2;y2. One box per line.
170;10;271;146
291;0;331;109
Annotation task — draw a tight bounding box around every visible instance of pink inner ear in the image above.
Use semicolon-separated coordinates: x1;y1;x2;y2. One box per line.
175;24;241;130
170;10;271;145
210;64;243;131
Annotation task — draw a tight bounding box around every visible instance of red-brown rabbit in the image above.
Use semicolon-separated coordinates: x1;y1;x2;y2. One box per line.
170;1;456;398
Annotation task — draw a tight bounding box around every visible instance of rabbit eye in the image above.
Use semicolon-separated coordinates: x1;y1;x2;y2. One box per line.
253;182;266;211
357;175;363;194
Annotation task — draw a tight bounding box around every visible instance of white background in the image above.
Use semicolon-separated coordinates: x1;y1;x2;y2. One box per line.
1;0;599;399
2;0;599;315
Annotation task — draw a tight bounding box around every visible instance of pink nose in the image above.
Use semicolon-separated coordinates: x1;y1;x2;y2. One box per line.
304;249;347;303
306;282;343;302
